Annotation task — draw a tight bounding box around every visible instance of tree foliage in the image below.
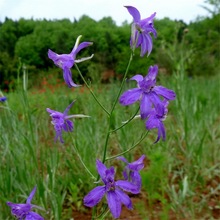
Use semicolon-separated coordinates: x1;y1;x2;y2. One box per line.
0;3;219;89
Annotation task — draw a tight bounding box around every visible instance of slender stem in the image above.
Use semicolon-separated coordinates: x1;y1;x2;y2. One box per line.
101;52;134;164
70;133;96;180
74;144;96;179
105;131;149;161
110;107;140;133
110;52;134;114
75;64;110;116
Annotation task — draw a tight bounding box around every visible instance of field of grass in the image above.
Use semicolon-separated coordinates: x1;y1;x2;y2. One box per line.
0;71;220;219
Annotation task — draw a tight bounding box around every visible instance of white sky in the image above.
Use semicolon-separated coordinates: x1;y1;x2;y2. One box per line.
0;0;209;25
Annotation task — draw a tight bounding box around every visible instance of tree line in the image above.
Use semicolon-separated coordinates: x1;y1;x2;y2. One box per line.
0;4;219;90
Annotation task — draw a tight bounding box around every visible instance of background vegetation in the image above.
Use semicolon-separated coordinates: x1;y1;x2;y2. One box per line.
0;0;219;91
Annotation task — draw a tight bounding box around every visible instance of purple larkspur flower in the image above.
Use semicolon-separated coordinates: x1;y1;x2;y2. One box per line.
47;100;89;143
125;6;157;56
118;155;145;192
48;35;93;88
0;96;7;102
119;65;176;119
7;186;44;220
146;100;169;143
84;160;139;218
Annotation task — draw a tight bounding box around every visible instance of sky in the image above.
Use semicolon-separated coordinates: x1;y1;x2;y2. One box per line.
0;0;210;25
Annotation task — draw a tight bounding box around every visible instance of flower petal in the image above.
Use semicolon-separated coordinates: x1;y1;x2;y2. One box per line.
106;191;121;218
73;42;93;55
63;67;80;88
26;211;44;220
115;189;133;210
63;101;75;116
75;54;94;63
96;160;107;181
153;86;176;100
117;156;128;164
140;94;152;119
128;155;146;171
119;88;142;106
124;6;141;22
6;202;31;218
83;186;106;207
26;186;36;204
115;180;139;194
62;120;73;132
130;74;143;83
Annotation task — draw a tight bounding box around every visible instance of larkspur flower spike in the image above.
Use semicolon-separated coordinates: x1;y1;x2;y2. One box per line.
84;160;139;218
7;186;44;220
125;6;157;56
48;35;94;88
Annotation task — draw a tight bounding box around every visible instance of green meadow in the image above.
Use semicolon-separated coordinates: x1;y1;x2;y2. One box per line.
0;70;219;219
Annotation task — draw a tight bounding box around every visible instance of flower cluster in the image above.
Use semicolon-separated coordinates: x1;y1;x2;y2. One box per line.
120;65;175;143
84;156;145;218
119;6;176;143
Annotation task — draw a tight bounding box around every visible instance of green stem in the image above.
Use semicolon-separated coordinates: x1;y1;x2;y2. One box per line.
75;64;110;116
105;131;149;161
74;143;96;179
101;52;134;164
70;133;96;180
110;52;134;114
110;107;140;133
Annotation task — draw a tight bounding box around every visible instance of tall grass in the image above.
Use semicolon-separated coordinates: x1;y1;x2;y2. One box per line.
0;70;219;219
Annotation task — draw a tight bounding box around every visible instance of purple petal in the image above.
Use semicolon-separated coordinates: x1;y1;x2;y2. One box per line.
115;189;133;210
84;186;106;207
73;42;93;55
7;202;31;218
48;49;59;63
128;155;146;171
119;88;142;106
63;67;80;88
124;6;141;22
147;65;158;81
96;160;107;181
157;121;166;143
62;120;73;132
143;33;153;56
26;211;44;220
26;186;36;204
140;12;157;29
145;115;166;143
153;86;176;100
130;171;142;191
115;180;139;194
117;156;128;164
149;92;164;114
63;101;75;116
106;191;121;218
130;74;143;83
140;94;152;119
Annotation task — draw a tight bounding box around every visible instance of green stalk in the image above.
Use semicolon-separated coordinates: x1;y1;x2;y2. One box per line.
75;64;110;116
101;52;134;164
105;131;149;161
